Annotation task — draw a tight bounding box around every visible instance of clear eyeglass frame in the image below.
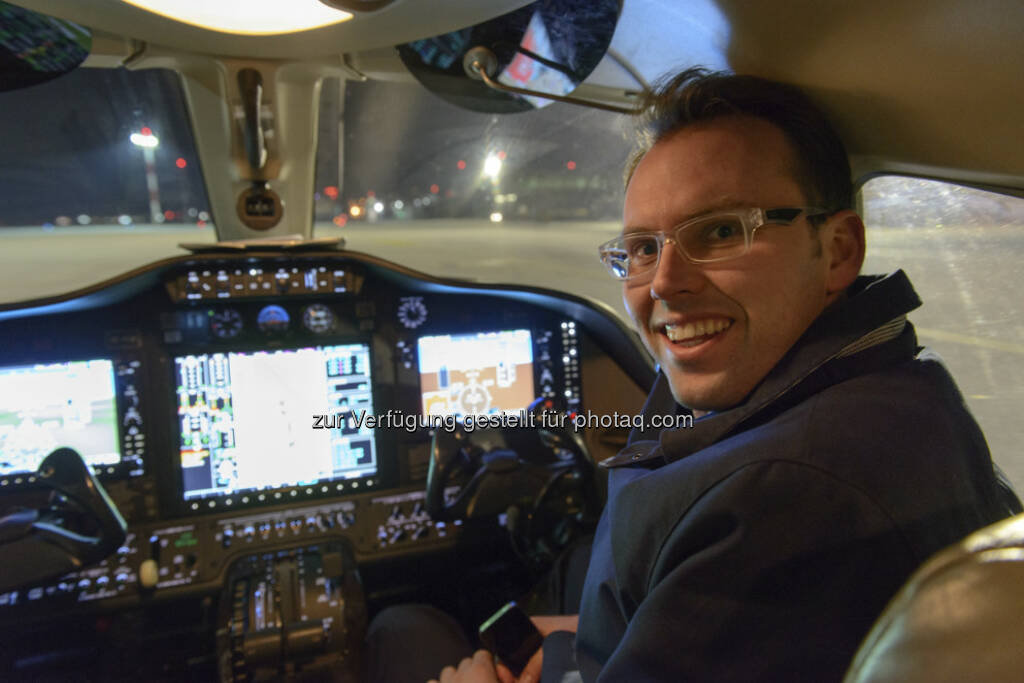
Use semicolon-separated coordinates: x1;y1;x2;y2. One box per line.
597;206;830;281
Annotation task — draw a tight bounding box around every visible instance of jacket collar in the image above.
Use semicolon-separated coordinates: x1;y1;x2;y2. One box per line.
601;271;923;468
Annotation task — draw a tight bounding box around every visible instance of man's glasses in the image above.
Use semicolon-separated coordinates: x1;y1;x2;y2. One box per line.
597;207;830;281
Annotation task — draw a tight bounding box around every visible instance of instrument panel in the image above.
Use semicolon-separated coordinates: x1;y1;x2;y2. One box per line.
0;250;652;629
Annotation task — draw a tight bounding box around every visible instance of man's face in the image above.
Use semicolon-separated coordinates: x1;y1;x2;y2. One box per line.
623;116;833;412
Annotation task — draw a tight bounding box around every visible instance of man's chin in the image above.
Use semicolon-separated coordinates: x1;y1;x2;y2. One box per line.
664;373;739;415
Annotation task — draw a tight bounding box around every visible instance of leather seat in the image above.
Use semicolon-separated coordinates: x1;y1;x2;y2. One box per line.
844;512;1024;682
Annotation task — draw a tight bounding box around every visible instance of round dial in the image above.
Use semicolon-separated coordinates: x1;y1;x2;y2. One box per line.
209;308;243;339
397;296;428;329
256;305;290;333
303;303;337;334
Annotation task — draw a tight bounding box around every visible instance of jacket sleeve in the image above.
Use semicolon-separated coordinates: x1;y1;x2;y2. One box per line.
592;460;918;683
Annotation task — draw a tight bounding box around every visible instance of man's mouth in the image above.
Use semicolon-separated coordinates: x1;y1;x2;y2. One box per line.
661;318;733;347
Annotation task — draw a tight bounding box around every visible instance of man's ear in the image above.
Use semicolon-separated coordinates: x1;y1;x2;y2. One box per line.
822;210;866;298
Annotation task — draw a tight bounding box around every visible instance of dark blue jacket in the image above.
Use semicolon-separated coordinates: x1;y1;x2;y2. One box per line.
566;272;1014;682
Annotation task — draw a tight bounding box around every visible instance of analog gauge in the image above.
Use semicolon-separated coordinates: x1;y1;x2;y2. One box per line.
303;303;337;334
397;296;428;329
209;308;243;339
256;304;290;333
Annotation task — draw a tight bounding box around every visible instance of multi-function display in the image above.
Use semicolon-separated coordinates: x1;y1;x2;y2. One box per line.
417;330;535;418
174;344;378;502
0;359;120;477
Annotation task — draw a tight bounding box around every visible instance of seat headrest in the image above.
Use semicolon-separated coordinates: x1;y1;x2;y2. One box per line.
844;512;1024;682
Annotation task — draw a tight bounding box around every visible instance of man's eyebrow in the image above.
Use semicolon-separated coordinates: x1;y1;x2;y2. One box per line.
622;197;751;234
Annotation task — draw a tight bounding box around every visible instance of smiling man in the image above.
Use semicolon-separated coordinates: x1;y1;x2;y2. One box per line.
569;68;1018;681
423;69;1017;683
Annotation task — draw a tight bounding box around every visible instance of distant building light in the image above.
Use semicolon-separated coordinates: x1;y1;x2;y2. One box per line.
198;211;210;221
490;212;503;223
393;200;405;210
188;207;199;218
422;196;432;206
118;215;133;226
497;150;507;160
350;205;363;217
457;160;466;170
567;160;576;170
430;184;439;194
333;214;348;227
413;198;423;208
141;126;153;136
324;185;339;200
76;214;92;225
164;210;176;220
55;216;72;227
176;157;187;168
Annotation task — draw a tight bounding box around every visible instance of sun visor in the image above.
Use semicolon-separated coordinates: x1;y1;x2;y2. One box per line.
0;1;90;92
396;0;619;114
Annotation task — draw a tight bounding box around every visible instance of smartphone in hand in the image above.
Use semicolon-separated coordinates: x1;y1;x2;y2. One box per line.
479;601;544;676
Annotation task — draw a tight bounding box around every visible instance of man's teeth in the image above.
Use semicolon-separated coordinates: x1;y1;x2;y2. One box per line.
664;319;732;342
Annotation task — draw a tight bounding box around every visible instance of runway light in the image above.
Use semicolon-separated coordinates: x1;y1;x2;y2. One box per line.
483;155;502;179
490;212;503;223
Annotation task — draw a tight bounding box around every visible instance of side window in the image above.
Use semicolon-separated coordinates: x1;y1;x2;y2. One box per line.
860;176;1024;492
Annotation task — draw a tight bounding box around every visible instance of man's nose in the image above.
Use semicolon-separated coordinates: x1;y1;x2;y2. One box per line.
648;240;706;300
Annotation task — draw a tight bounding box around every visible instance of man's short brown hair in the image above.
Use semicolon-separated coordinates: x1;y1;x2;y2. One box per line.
626;68;853;213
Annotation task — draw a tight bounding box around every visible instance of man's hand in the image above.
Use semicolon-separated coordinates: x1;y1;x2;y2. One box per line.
429;649;501;683
494;614;579;683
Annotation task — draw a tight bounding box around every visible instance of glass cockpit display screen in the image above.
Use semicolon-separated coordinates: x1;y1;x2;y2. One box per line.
175;344;377;501
0;360;120;476
418;330;534;418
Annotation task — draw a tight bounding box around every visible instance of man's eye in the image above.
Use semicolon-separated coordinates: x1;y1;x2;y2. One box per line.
627;239;658;259
700;222;743;243
709;223;737;239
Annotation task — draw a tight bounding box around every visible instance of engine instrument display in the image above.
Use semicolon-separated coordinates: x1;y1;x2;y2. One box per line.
174;344;378;504
417;330;534;418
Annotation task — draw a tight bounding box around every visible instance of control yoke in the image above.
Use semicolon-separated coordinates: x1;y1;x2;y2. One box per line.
0;448;127;592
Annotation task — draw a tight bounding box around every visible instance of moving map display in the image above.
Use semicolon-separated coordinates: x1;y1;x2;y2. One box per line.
0;359;119;476
175;344;377;501
418;329;534;418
